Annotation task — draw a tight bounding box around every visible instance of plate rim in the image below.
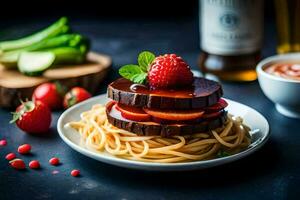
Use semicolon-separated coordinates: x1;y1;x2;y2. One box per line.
57;94;270;170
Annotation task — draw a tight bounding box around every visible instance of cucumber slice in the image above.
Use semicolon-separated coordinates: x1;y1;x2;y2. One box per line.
18;51;55;76
0;51;20;68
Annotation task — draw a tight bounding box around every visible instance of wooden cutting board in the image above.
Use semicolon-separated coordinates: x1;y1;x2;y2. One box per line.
0;52;111;108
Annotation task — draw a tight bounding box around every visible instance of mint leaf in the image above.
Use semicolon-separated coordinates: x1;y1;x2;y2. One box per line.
119;64;147;84
138;51;155;72
131;73;147;84
118;51;155;84
119;64;142;79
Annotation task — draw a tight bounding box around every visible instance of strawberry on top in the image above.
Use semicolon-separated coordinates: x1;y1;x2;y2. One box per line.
119;51;194;90
148;54;194;89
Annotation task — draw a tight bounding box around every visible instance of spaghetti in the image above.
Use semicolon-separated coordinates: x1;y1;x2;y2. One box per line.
66;104;251;163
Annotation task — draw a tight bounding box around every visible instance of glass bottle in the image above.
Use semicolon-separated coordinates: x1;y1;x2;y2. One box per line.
199;0;264;81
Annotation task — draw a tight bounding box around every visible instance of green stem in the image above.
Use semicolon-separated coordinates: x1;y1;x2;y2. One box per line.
0;34;86;67
0;17;69;52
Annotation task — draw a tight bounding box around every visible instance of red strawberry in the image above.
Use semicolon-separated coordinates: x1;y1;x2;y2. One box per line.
148;54;193;89
11;100;52;134
63;87;92;109
32;82;65;110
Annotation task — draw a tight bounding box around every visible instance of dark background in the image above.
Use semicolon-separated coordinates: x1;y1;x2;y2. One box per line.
0;0;275;28
0;0;275;18
1;0;199;19
0;0;277;68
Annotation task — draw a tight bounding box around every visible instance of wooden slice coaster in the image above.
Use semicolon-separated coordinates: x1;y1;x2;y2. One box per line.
0;52;111;108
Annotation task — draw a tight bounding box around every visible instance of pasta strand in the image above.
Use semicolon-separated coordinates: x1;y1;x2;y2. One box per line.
67;104;252;163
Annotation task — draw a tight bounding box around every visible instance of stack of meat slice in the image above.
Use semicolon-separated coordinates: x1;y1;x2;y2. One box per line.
106;77;228;137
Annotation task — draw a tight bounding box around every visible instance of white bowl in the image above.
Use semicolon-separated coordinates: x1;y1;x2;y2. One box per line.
256;53;300;118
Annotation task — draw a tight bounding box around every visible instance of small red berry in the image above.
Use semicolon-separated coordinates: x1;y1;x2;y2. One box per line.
29;160;40;169
9;159;26;170
148;54;194;89
52;170;59;175
5;153;16;161
49;157;60;165
71;169;80;177
18;144;31;154
0;139;7;146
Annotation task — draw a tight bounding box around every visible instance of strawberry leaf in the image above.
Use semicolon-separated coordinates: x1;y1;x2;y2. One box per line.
54;81;68;97
119;64;147;84
10;112;22;123
138;51;155;72
10;101;35;124
67;91;77;107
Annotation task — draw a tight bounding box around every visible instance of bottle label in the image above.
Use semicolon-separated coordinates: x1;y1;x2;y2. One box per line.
200;0;263;55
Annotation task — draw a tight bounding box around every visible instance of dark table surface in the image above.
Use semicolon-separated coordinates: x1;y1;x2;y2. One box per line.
1;17;300;200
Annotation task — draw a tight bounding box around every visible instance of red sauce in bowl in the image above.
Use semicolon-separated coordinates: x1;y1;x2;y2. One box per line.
265;63;300;81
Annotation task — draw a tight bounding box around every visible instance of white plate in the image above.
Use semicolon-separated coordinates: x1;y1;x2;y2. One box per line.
57;94;270;171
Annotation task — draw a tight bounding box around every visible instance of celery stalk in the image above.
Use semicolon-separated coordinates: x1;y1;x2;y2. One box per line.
0;34;87;67
0;17;69;52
